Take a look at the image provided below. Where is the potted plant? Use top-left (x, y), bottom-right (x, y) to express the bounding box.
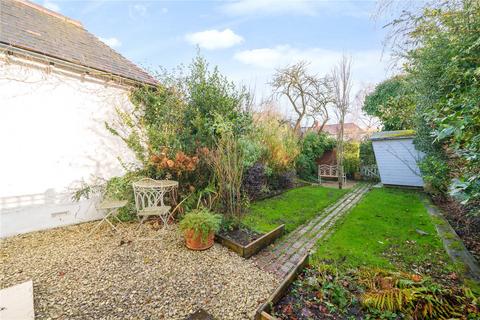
top-left (179, 208), bottom-right (222, 250)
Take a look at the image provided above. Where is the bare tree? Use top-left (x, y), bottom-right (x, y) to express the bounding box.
top-left (331, 55), bottom-right (353, 189)
top-left (351, 84), bottom-right (381, 132)
top-left (271, 61), bottom-right (332, 134)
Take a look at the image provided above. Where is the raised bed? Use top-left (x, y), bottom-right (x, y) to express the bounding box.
top-left (215, 224), bottom-right (285, 259)
top-left (255, 254), bottom-right (309, 320)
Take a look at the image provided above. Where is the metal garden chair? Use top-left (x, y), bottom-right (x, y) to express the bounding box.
top-left (88, 196), bottom-right (128, 237)
top-left (132, 178), bottom-right (178, 237)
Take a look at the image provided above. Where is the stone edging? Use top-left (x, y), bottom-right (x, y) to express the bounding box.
top-left (423, 199), bottom-right (480, 283)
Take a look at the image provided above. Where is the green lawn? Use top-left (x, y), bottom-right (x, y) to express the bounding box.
top-left (312, 188), bottom-right (455, 274)
top-left (242, 185), bottom-right (349, 234)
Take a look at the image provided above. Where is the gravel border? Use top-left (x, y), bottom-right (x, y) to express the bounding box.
top-left (0, 222), bottom-right (279, 319)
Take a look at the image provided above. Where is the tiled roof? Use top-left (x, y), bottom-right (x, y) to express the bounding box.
top-left (0, 0), bottom-right (157, 85)
top-left (322, 123), bottom-right (363, 134)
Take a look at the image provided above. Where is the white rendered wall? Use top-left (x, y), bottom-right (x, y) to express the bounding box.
top-left (0, 55), bottom-right (137, 237)
top-left (372, 138), bottom-right (425, 187)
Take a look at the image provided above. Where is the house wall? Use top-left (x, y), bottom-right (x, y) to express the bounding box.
top-left (0, 54), bottom-right (137, 237)
top-left (372, 138), bottom-right (424, 187)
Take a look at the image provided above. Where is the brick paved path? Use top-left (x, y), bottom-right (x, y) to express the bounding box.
top-left (252, 183), bottom-right (372, 278)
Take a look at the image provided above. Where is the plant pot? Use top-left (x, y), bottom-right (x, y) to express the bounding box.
top-left (184, 229), bottom-right (215, 251)
top-left (354, 172), bottom-right (362, 181)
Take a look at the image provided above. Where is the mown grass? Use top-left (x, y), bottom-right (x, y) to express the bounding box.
top-left (312, 188), bottom-right (456, 274)
top-left (242, 185), bottom-right (349, 234)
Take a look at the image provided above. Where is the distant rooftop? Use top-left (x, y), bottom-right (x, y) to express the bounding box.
top-left (0, 0), bottom-right (157, 85)
top-left (370, 130), bottom-right (416, 141)
top-left (322, 122), bottom-right (363, 134)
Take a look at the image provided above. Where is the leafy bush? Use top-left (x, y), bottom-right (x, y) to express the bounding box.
top-left (363, 75), bottom-right (416, 131)
top-left (389, 0), bottom-right (480, 211)
top-left (100, 54), bottom-right (253, 212)
top-left (182, 56), bottom-right (252, 150)
top-left (296, 132), bottom-right (335, 181)
top-left (270, 170), bottom-right (296, 191)
top-left (418, 154), bottom-right (451, 196)
top-left (343, 141), bottom-right (360, 178)
top-left (179, 208), bottom-right (222, 243)
top-left (360, 140), bottom-right (376, 166)
top-left (254, 110), bottom-right (300, 174)
top-left (239, 136), bottom-right (263, 169)
top-left (243, 162), bottom-right (267, 200)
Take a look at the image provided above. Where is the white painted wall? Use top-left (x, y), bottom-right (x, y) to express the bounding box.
top-left (372, 138), bottom-right (424, 187)
top-left (0, 54), bottom-right (137, 237)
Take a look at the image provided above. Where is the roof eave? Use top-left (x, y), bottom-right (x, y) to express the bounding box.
top-left (0, 42), bottom-right (158, 87)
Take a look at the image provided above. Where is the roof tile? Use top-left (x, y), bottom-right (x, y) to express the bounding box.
top-left (0, 0), bottom-right (157, 85)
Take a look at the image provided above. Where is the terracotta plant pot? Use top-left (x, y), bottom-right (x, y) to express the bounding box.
top-left (184, 229), bottom-right (215, 251)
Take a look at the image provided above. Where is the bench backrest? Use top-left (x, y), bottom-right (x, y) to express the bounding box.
top-left (318, 164), bottom-right (340, 177)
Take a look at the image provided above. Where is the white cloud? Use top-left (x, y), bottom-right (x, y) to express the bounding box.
top-left (130, 4), bottom-right (147, 18)
top-left (232, 45), bottom-right (392, 111)
top-left (43, 1), bottom-right (60, 12)
top-left (222, 0), bottom-right (314, 16)
top-left (234, 45), bottom-right (388, 79)
top-left (231, 46), bottom-right (392, 127)
top-left (185, 29), bottom-right (244, 50)
top-left (99, 37), bottom-right (122, 48)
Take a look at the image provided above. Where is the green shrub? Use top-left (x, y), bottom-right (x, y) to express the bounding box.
top-left (179, 208), bottom-right (222, 243)
top-left (254, 111), bottom-right (300, 174)
top-left (343, 141), bottom-right (360, 178)
top-left (360, 140), bottom-right (376, 166)
top-left (418, 154), bottom-right (451, 196)
top-left (238, 136), bottom-right (263, 169)
top-left (363, 75), bottom-right (416, 131)
top-left (296, 132), bottom-right (335, 181)
top-left (105, 54), bottom-right (252, 197)
top-left (389, 0), bottom-right (480, 210)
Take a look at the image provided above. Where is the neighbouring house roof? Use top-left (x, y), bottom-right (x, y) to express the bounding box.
top-left (321, 123), bottom-right (364, 135)
top-left (370, 130), bottom-right (416, 141)
top-left (0, 0), bottom-right (157, 85)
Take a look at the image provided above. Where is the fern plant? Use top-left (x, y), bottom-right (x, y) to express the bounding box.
top-left (358, 268), bottom-right (478, 319)
top-left (179, 208), bottom-right (222, 243)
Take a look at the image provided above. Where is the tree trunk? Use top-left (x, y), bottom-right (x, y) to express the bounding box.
top-left (337, 117), bottom-right (345, 189)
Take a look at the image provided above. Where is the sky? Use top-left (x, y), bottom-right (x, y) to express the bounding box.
top-left (33, 0), bottom-right (400, 121)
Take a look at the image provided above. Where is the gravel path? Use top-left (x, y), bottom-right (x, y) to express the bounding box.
top-left (0, 222), bottom-right (279, 319)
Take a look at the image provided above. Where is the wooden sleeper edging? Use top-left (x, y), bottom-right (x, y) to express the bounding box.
top-left (215, 224), bottom-right (285, 259)
top-left (254, 253), bottom-right (310, 320)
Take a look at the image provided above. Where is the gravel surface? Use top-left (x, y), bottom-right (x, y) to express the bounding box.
top-left (0, 222), bottom-right (279, 319)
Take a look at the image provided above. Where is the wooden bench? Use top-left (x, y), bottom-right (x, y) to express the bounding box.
top-left (318, 164), bottom-right (346, 185)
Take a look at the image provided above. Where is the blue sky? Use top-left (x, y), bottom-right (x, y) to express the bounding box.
top-left (35, 0), bottom-right (397, 115)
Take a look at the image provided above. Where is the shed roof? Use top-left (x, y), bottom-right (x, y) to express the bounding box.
top-left (0, 0), bottom-right (157, 85)
top-left (370, 130), bottom-right (416, 141)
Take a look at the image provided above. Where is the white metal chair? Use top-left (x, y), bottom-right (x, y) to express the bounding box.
top-left (132, 178), bottom-right (178, 235)
top-left (88, 199), bottom-right (128, 237)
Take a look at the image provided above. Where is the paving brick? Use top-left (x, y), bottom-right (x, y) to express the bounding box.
top-left (256, 184), bottom-right (371, 277)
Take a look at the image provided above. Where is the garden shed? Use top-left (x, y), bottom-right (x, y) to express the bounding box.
top-left (370, 130), bottom-right (424, 187)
